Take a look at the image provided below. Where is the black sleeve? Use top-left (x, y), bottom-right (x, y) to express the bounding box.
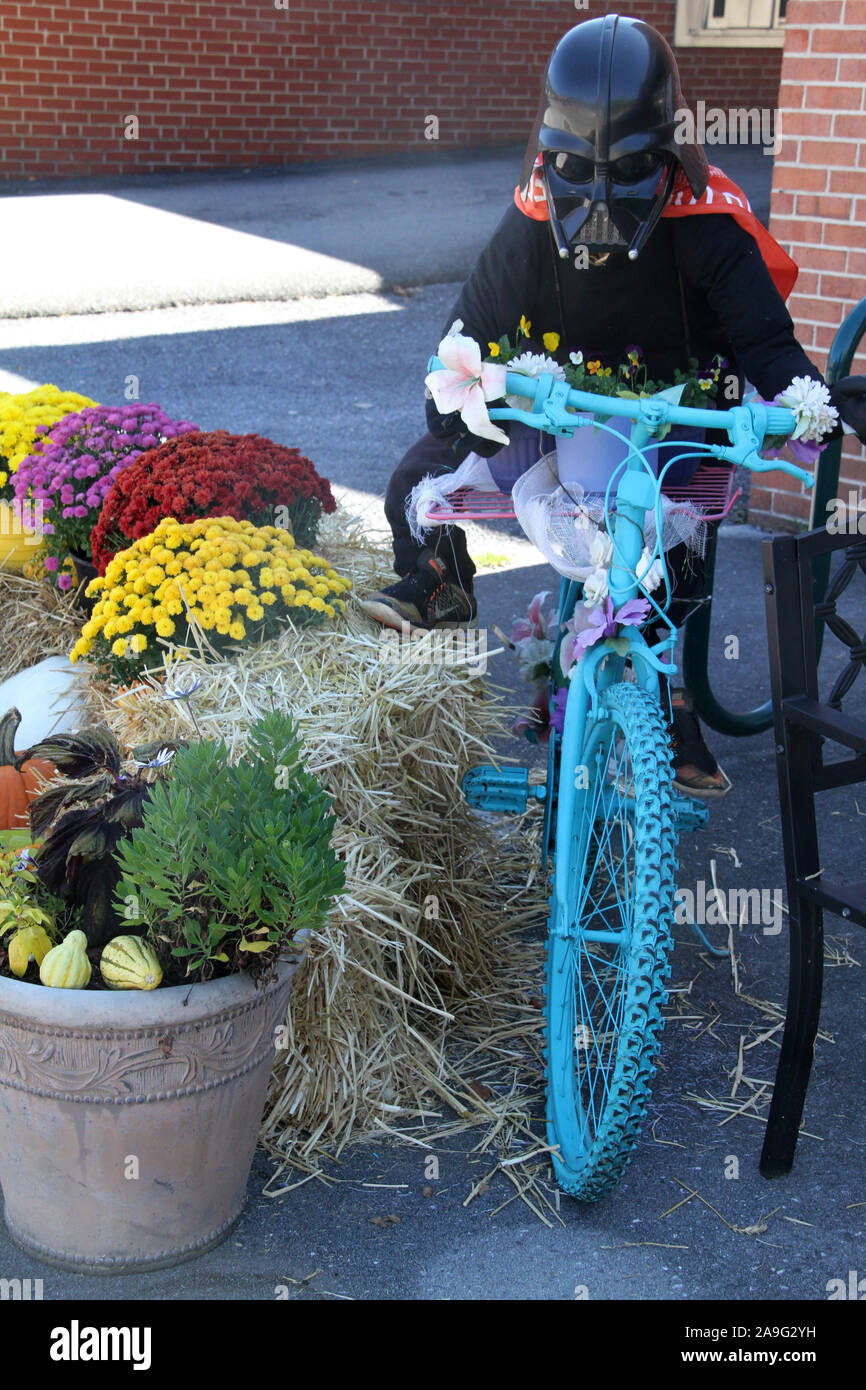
top-left (672, 215), bottom-right (823, 400)
top-left (427, 205), bottom-right (544, 460)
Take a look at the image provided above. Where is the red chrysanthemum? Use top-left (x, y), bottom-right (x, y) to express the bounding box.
top-left (90, 430), bottom-right (336, 573)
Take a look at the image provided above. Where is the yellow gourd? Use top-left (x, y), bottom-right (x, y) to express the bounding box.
top-left (100, 935), bottom-right (162, 991)
top-left (39, 930), bottom-right (91, 989)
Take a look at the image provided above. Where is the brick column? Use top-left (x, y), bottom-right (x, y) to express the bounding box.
top-left (753, 0), bottom-right (866, 530)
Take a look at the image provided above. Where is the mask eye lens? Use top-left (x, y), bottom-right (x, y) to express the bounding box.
top-left (552, 152), bottom-right (595, 183)
top-left (611, 152), bottom-right (665, 183)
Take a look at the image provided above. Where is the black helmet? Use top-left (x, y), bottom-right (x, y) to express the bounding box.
top-left (521, 14), bottom-right (709, 263)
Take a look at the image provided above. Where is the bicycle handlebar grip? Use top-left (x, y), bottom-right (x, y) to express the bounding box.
top-left (762, 405), bottom-right (797, 434)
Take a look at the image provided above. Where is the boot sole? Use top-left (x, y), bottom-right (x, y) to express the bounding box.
top-left (359, 597), bottom-right (477, 633)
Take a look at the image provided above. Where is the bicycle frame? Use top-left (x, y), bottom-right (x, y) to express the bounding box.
top-left (477, 367), bottom-right (806, 937)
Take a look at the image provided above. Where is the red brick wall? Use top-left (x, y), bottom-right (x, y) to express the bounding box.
top-left (0, 0), bottom-right (783, 181)
top-left (753, 0), bottom-right (866, 529)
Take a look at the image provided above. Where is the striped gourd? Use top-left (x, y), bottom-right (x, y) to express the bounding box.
top-left (100, 935), bottom-right (163, 991)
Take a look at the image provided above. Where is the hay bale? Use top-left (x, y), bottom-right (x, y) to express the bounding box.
top-left (83, 511), bottom-right (548, 1180)
top-left (0, 570), bottom-right (87, 685)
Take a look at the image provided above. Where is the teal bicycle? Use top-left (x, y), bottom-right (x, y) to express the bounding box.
top-left (424, 360), bottom-right (809, 1199)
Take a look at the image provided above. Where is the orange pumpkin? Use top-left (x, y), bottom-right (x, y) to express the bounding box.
top-left (0, 708), bottom-right (58, 830)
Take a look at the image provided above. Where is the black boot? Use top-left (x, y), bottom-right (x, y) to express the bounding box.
top-left (360, 550), bottom-right (477, 632)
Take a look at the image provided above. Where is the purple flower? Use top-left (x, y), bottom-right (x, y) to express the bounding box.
top-left (561, 596), bottom-right (651, 672)
top-left (44, 555), bottom-right (60, 571)
top-left (57, 572), bottom-right (73, 591)
top-left (550, 685), bottom-right (569, 734)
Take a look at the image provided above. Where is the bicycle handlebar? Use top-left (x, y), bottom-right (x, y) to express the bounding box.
top-left (427, 357), bottom-right (812, 486)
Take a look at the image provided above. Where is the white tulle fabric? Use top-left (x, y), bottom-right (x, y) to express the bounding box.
top-left (510, 455), bottom-right (707, 583)
top-left (407, 453), bottom-right (499, 543)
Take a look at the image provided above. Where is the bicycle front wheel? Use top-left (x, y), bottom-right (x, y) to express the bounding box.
top-left (545, 681), bottom-right (678, 1200)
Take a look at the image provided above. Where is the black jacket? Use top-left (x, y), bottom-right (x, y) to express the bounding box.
top-left (428, 199), bottom-right (821, 459)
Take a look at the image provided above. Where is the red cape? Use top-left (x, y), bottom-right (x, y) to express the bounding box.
top-left (514, 158), bottom-right (798, 301)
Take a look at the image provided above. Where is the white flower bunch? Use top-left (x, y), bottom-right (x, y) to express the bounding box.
top-left (776, 376), bottom-right (839, 443)
top-left (505, 352), bottom-right (566, 408)
top-left (580, 541), bottom-right (665, 609)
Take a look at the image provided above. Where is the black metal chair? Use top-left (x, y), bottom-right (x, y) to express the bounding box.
top-left (760, 521), bottom-right (866, 1176)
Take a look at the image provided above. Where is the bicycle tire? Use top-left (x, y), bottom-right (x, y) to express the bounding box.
top-left (544, 681), bottom-right (678, 1200)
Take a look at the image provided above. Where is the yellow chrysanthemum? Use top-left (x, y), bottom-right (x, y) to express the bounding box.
top-left (130, 633), bottom-right (147, 654)
top-left (246, 602), bottom-right (265, 621)
top-left (112, 638), bottom-right (129, 657)
top-left (260, 591), bottom-right (277, 605)
top-left (228, 621), bottom-right (246, 640)
top-left (307, 596), bottom-right (325, 612)
top-left (155, 617), bottom-right (175, 638)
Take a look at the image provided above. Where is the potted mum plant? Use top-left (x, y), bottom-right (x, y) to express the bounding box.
top-left (90, 429), bottom-right (336, 574)
top-left (11, 402), bottom-right (198, 601)
top-left (0, 711), bottom-right (344, 1272)
top-left (0, 384), bottom-right (96, 571)
top-left (69, 513), bottom-right (351, 681)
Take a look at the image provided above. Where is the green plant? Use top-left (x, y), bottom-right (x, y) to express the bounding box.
top-left (0, 855), bottom-right (57, 978)
top-left (27, 728), bottom-right (179, 948)
top-left (114, 711), bottom-right (345, 984)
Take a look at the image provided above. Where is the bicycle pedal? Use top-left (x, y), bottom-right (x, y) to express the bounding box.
top-left (671, 792), bottom-right (710, 833)
top-left (462, 765), bottom-right (546, 814)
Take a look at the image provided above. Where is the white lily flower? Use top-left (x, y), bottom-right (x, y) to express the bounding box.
top-left (425, 329), bottom-right (509, 446)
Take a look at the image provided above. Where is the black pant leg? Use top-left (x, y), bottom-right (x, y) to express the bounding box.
top-left (384, 432), bottom-right (477, 587)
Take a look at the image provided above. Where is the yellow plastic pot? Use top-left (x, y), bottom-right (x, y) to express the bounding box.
top-left (0, 530), bottom-right (33, 573)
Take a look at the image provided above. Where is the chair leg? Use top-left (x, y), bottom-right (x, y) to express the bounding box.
top-left (760, 899), bottom-right (824, 1177)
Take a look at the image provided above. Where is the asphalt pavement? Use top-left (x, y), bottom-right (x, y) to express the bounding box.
top-left (0, 146), bottom-right (864, 1306)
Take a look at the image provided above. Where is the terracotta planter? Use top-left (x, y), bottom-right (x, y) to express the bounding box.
top-left (0, 953), bottom-right (303, 1272)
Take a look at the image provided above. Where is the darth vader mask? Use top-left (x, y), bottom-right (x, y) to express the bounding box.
top-left (522, 15), bottom-right (709, 264)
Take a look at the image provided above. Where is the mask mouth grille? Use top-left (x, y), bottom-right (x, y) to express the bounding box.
top-left (582, 206), bottom-right (625, 246)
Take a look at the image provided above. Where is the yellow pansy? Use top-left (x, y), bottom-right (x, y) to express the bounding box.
top-left (543, 332), bottom-right (561, 352)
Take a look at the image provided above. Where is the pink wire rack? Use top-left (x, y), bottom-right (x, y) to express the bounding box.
top-left (423, 461), bottom-right (742, 525)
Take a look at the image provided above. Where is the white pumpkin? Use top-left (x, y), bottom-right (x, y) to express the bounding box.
top-left (0, 657), bottom-right (90, 746)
